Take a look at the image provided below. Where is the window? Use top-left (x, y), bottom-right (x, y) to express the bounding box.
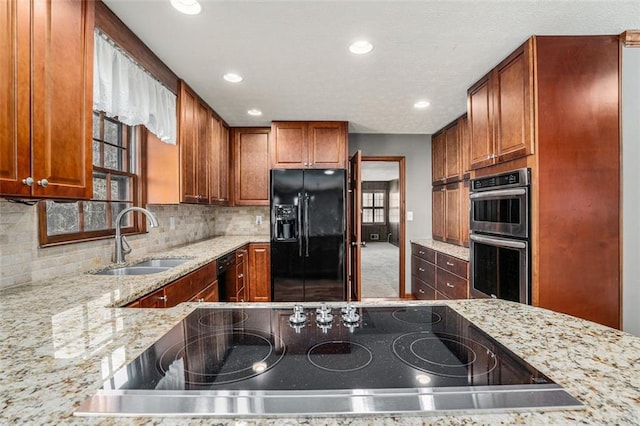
top-left (362, 190), bottom-right (386, 224)
top-left (38, 112), bottom-right (145, 246)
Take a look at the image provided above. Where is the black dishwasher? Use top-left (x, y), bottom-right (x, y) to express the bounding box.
top-left (216, 251), bottom-right (236, 301)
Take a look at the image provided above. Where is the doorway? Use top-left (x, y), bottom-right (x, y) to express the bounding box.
top-left (359, 157), bottom-right (406, 299)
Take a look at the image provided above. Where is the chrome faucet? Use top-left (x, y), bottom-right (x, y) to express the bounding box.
top-left (114, 207), bottom-right (159, 264)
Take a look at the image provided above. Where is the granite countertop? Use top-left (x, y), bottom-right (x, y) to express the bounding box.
top-left (412, 238), bottom-right (470, 261)
top-left (2, 236), bottom-right (640, 424)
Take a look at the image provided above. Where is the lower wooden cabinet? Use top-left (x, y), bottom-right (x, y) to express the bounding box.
top-left (248, 243), bottom-right (271, 302)
top-left (411, 243), bottom-right (469, 300)
top-left (432, 181), bottom-right (470, 247)
top-left (126, 260), bottom-right (218, 308)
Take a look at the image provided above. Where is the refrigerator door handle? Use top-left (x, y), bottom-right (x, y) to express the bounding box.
top-left (297, 193), bottom-right (303, 257)
top-left (304, 192), bottom-right (310, 257)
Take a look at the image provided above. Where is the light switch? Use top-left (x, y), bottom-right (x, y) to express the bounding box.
top-left (407, 211), bottom-right (413, 221)
top-left (256, 215), bottom-right (263, 225)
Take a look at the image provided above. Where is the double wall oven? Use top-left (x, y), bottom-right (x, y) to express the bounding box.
top-left (469, 168), bottom-right (531, 304)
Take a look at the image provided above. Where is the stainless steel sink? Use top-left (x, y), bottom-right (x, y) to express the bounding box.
top-left (134, 258), bottom-right (190, 268)
top-left (93, 266), bottom-right (171, 276)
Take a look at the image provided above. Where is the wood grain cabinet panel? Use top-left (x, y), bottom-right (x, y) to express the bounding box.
top-left (1, 0), bottom-right (94, 199)
top-left (411, 243), bottom-right (469, 301)
top-left (432, 186), bottom-right (445, 241)
top-left (413, 277), bottom-right (436, 300)
top-left (411, 244), bottom-right (436, 263)
top-left (248, 243), bottom-right (271, 302)
top-left (444, 124), bottom-right (460, 182)
top-left (231, 128), bottom-right (270, 206)
top-left (444, 182), bottom-right (461, 245)
top-left (468, 75), bottom-right (494, 170)
top-left (138, 288), bottom-right (167, 308)
top-left (431, 132), bottom-right (446, 184)
top-left (271, 121), bottom-right (347, 169)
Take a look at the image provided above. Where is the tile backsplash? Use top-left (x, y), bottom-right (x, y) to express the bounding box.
top-left (0, 200), bottom-right (269, 290)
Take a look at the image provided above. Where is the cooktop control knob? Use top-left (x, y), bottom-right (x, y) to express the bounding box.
top-left (316, 303), bottom-right (331, 315)
top-left (289, 305), bottom-right (307, 325)
top-left (315, 308), bottom-right (334, 324)
top-left (341, 303), bottom-right (356, 315)
top-left (317, 322), bottom-right (332, 333)
top-left (342, 304), bottom-right (360, 324)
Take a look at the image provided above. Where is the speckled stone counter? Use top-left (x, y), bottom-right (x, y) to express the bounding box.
top-left (412, 239), bottom-right (470, 261)
top-left (2, 236), bottom-right (639, 424)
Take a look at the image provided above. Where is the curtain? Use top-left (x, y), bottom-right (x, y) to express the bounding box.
top-left (93, 31), bottom-right (177, 144)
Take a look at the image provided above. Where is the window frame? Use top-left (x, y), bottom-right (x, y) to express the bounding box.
top-left (37, 114), bottom-right (147, 247)
top-left (362, 189), bottom-right (387, 225)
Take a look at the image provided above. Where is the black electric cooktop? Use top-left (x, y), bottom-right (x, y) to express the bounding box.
top-left (76, 305), bottom-right (583, 416)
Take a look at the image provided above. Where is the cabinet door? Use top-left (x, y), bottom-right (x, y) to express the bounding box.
top-left (460, 179), bottom-right (470, 247)
top-left (270, 122), bottom-right (307, 168)
top-left (413, 276), bottom-right (436, 300)
top-left (31, 0), bottom-right (94, 199)
top-left (468, 74), bottom-right (494, 170)
top-left (232, 128), bottom-right (270, 206)
top-left (192, 281), bottom-right (219, 303)
top-left (444, 124), bottom-right (460, 182)
top-left (219, 124), bottom-right (229, 202)
top-left (431, 132), bottom-right (446, 184)
top-left (308, 122), bottom-right (347, 169)
top-left (444, 182), bottom-right (461, 245)
top-left (0, 0), bottom-right (30, 196)
top-left (179, 82), bottom-right (201, 203)
top-left (432, 185), bottom-right (445, 241)
top-left (494, 40), bottom-right (534, 162)
top-left (209, 113), bottom-right (222, 202)
top-left (459, 115), bottom-right (471, 178)
top-left (248, 243), bottom-right (271, 302)
top-left (139, 288), bottom-right (167, 308)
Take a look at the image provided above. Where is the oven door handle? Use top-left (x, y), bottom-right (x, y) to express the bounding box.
top-left (470, 234), bottom-right (527, 249)
top-left (469, 188), bottom-right (526, 199)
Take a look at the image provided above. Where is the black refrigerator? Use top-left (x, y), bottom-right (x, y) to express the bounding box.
top-left (270, 169), bottom-right (346, 302)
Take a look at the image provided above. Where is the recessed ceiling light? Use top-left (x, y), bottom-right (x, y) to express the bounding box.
top-left (247, 109), bottom-right (262, 116)
top-left (349, 40), bottom-right (373, 55)
top-left (414, 100), bottom-right (431, 109)
top-left (170, 0), bottom-right (201, 15)
top-left (223, 73), bottom-right (243, 83)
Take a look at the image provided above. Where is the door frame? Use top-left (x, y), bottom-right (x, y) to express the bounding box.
top-left (360, 156), bottom-right (407, 298)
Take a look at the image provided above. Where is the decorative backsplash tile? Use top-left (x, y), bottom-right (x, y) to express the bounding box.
top-left (0, 200), bottom-right (269, 290)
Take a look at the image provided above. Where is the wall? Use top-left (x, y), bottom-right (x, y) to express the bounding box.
top-left (0, 200), bottom-right (268, 290)
top-left (622, 45), bottom-right (640, 336)
top-left (349, 133), bottom-right (432, 294)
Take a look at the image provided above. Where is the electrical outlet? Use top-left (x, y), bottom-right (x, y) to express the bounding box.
top-left (256, 215), bottom-right (263, 225)
top-left (407, 211), bottom-right (413, 221)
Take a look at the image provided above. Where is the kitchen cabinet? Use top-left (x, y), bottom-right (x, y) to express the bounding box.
top-left (431, 132), bottom-right (446, 184)
top-left (459, 115), bottom-right (471, 179)
top-left (468, 39), bottom-right (534, 170)
top-left (270, 121), bottom-right (348, 169)
top-left (444, 182), bottom-right (461, 245)
top-left (231, 128), bottom-right (270, 206)
top-left (432, 186), bottom-right (445, 241)
top-left (0, 0), bottom-right (94, 199)
top-left (460, 179), bottom-right (470, 247)
top-left (444, 124), bottom-right (460, 182)
top-left (411, 243), bottom-right (469, 300)
top-left (248, 243), bottom-right (271, 302)
top-left (126, 260), bottom-right (218, 308)
top-left (433, 181), bottom-right (466, 246)
top-left (177, 80), bottom-right (230, 205)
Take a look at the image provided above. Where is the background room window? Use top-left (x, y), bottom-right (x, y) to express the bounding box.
top-left (362, 190), bottom-right (385, 224)
top-left (38, 112), bottom-right (145, 246)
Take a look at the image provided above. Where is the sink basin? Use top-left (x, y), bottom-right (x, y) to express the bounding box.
top-left (133, 258), bottom-right (190, 267)
top-left (93, 266), bottom-right (171, 276)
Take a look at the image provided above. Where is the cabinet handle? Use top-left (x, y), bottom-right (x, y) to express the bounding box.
top-left (419, 250), bottom-right (425, 255)
top-left (446, 261), bottom-right (455, 266)
top-left (22, 177), bottom-right (34, 186)
top-left (418, 289), bottom-right (425, 294)
top-left (37, 179), bottom-right (49, 187)
top-left (418, 267), bottom-right (425, 272)
top-left (197, 298), bottom-right (205, 303)
top-left (238, 273), bottom-right (244, 278)
top-left (446, 282), bottom-right (454, 288)
top-left (159, 295), bottom-right (168, 301)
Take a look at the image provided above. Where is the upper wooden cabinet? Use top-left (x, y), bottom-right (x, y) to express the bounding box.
top-left (270, 121), bottom-right (348, 169)
top-left (444, 124), bottom-right (460, 182)
top-left (431, 132), bottom-right (446, 184)
top-left (177, 80), bottom-right (229, 205)
top-left (468, 39), bottom-right (534, 170)
top-left (431, 115), bottom-right (468, 184)
top-left (231, 128), bottom-right (270, 206)
top-left (0, 0), bottom-right (94, 199)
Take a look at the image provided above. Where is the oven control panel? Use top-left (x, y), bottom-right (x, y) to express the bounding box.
top-left (472, 168), bottom-right (530, 191)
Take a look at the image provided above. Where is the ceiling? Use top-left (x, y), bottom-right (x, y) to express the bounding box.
top-left (103, 0), bottom-right (639, 134)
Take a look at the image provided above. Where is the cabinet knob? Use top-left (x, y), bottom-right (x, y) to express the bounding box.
top-left (37, 178), bottom-right (49, 187)
top-left (22, 177), bottom-right (34, 186)
top-left (238, 273), bottom-right (244, 278)
top-left (159, 295), bottom-right (168, 301)
top-left (446, 261), bottom-right (455, 266)
top-left (197, 298), bottom-right (205, 303)
top-left (418, 289), bottom-right (425, 294)
top-left (418, 267), bottom-right (425, 272)
top-left (419, 250), bottom-right (425, 255)
top-left (446, 282), bottom-right (454, 288)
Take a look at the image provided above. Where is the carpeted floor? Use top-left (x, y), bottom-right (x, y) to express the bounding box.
top-left (361, 242), bottom-right (399, 298)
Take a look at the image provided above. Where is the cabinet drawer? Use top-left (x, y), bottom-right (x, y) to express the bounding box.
top-left (191, 281), bottom-right (219, 303)
top-left (411, 256), bottom-right (436, 286)
top-left (413, 276), bottom-right (436, 300)
top-left (411, 244), bottom-right (436, 263)
top-left (436, 269), bottom-right (468, 299)
top-left (436, 253), bottom-right (468, 278)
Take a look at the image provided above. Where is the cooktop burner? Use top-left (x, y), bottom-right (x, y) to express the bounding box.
top-left (77, 304), bottom-right (584, 417)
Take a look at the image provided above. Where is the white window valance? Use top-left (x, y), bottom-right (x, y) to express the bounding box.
top-left (93, 31), bottom-right (177, 144)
